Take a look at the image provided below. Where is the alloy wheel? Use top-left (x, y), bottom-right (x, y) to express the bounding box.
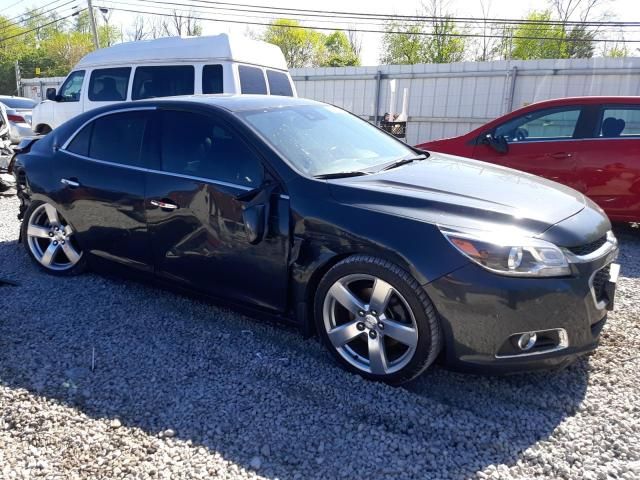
top-left (322, 274), bottom-right (419, 375)
top-left (26, 203), bottom-right (83, 271)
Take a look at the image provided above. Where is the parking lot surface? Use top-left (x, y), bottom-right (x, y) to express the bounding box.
top-left (1, 185), bottom-right (639, 480)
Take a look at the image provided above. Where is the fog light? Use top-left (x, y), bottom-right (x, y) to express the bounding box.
top-left (517, 332), bottom-right (537, 351)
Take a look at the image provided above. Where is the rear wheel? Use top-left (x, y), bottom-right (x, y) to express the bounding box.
top-left (22, 201), bottom-right (86, 275)
top-left (315, 255), bottom-right (441, 385)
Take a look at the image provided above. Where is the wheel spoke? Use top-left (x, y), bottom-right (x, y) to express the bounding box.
top-left (40, 242), bottom-right (59, 267)
top-left (63, 224), bottom-right (74, 236)
top-left (327, 320), bottom-right (362, 347)
top-left (383, 319), bottom-right (418, 348)
top-left (369, 278), bottom-right (394, 314)
top-left (44, 204), bottom-right (60, 226)
top-left (328, 282), bottom-right (366, 315)
top-left (27, 225), bottom-right (51, 239)
top-left (368, 334), bottom-right (388, 375)
top-left (62, 243), bottom-right (81, 264)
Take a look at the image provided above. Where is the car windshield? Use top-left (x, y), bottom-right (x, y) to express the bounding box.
top-left (0, 98), bottom-right (36, 109)
top-left (240, 104), bottom-right (415, 177)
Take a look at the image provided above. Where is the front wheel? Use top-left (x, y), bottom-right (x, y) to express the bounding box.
top-left (21, 201), bottom-right (86, 275)
top-left (315, 255), bottom-right (441, 385)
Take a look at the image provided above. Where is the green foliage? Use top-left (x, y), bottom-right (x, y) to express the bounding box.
top-left (380, 17), bottom-right (465, 64)
top-left (511, 11), bottom-right (568, 59)
top-left (380, 22), bottom-right (426, 65)
top-left (263, 19), bottom-right (324, 68)
top-left (263, 19), bottom-right (360, 68)
top-left (322, 31), bottom-right (359, 67)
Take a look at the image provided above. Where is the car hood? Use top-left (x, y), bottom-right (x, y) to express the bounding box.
top-left (327, 152), bottom-right (589, 238)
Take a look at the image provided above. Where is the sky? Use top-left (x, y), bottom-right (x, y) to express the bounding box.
top-left (2, 0), bottom-right (639, 65)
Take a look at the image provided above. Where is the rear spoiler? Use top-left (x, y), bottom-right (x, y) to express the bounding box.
top-left (4, 136), bottom-right (43, 174)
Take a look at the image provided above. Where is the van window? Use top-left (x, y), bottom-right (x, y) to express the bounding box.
top-left (159, 110), bottom-right (263, 187)
top-left (89, 67), bottom-right (131, 101)
top-left (132, 66), bottom-right (195, 100)
top-left (266, 70), bottom-right (293, 97)
top-left (58, 70), bottom-right (85, 102)
top-left (202, 64), bottom-right (223, 94)
top-left (238, 65), bottom-right (267, 95)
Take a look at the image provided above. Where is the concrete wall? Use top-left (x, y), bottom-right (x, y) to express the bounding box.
top-left (291, 57), bottom-right (640, 145)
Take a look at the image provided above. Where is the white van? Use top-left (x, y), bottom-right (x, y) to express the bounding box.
top-left (31, 34), bottom-right (296, 134)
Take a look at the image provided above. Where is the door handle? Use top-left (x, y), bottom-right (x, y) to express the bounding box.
top-left (60, 178), bottom-right (80, 188)
top-left (547, 152), bottom-right (573, 159)
top-left (150, 199), bottom-right (179, 210)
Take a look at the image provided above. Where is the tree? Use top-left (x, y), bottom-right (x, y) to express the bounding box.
top-left (421, 0), bottom-right (465, 63)
top-left (321, 31), bottom-right (359, 66)
top-left (511, 11), bottom-right (568, 60)
top-left (161, 10), bottom-right (202, 37)
top-left (379, 0), bottom-right (465, 65)
top-left (262, 19), bottom-right (325, 68)
top-left (380, 22), bottom-right (426, 65)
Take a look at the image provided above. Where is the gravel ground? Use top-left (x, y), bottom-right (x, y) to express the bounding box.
top-left (0, 176), bottom-right (639, 480)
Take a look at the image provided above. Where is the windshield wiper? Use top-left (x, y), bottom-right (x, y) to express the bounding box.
top-left (314, 171), bottom-right (369, 179)
top-left (379, 154), bottom-right (427, 172)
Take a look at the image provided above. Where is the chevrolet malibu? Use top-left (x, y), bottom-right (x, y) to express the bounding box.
top-left (12, 96), bottom-right (620, 384)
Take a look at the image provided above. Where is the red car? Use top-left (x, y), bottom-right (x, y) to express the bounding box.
top-left (416, 97), bottom-right (640, 223)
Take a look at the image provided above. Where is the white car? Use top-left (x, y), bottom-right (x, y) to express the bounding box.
top-left (31, 33), bottom-right (296, 134)
top-left (0, 96), bottom-right (36, 143)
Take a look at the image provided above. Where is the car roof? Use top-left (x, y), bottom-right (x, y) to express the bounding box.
top-left (512, 96), bottom-right (640, 112)
top-left (75, 34), bottom-right (289, 70)
top-left (134, 94), bottom-right (324, 112)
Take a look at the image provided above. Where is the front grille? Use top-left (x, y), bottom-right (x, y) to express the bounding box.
top-left (567, 235), bottom-right (607, 256)
top-left (592, 265), bottom-right (611, 303)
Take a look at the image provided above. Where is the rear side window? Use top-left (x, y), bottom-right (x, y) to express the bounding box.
top-left (599, 107), bottom-right (640, 137)
top-left (132, 66), bottom-right (194, 100)
top-left (67, 123), bottom-right (92, 156)
top-left (494, 108), bottom-right (582, 142)
top-left (202, 64), bottom-right (223, 94)
top-left (67, 111), bottom-right (148, 167)
top-left (89, 67), bottom-right (131, 101)
top-left (159, 110), bottom-right (263, 187)
top-left (266, 70), bottom-right (293, 97)
top-left (238, 66), bottom-right (267, 95)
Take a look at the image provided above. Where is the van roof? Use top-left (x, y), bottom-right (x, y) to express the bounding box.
top-left (75, 34), bottom-right (289, 70)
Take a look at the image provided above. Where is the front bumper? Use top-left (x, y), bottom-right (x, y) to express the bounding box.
top-left (425, 249), bottom-right (618, 374)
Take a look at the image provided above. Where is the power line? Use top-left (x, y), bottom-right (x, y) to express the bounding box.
top-left (0, 0), bottom-right (80, 34)
top-left (120, 0), bottom-right (640, 28)
top-left (97, 4), bottom-right (640, 44)
top-left (109, 0), bottom-right (640, 37)
top-left (0, 9), bottom-right (85, 44)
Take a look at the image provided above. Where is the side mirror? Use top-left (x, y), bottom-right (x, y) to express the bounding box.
top-left (237, 182), bottom-right (278, 245)
top-left (242, 204), bottom-right (266, 244)
top-left (483, 133), bottom-right (509, 154)
top-left (46, 88), bottom-right (57, 101)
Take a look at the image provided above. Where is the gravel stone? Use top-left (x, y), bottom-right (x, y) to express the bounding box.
top-left (0, 180), bottom-right (639, 479)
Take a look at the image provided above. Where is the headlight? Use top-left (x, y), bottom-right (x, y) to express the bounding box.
top-left (440, 227), bottom-right (571, 277)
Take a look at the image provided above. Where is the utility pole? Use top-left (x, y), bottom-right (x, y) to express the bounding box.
top-left (87, 0), bottom-right (100, 49)
top-left (14, 61), bottom-right (21, 96)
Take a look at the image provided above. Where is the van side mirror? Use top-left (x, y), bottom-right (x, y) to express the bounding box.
top-left (482, 133), bottom-right (509, 154)
top-left (46, 88), bottom-right (57, 101)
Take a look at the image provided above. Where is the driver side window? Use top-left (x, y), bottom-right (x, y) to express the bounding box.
top-left (58, 70), bottom-right (85, 102)
top-left (494, 107), bottom-right (582, 143)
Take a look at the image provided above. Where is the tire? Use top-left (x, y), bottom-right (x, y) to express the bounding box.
top-left (21, 200), bottom-right (87, 276)
top-left (314, 255), bottom-right (441, 385)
